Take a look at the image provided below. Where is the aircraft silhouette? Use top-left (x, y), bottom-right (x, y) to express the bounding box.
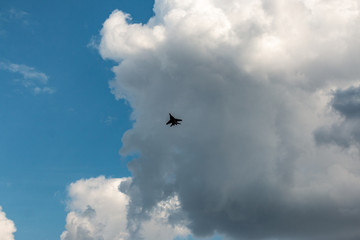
top-left (166, 113), bottom-right (182, 127)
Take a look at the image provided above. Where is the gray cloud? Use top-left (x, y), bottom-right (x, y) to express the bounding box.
top-left (315, 86), bottom-right (360, 148)
top-left (332, 86), bottom-right (360, 119)
top-left (98, 0), bottom-right (360, 239)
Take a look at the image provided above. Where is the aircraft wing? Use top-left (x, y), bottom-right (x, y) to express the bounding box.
top-left (166, 119), bottom-right (172, 125)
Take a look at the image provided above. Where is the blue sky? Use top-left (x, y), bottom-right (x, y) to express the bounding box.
top-left (0, 0), bottom-right (153, 239)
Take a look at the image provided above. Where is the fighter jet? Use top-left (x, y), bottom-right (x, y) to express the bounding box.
top-left (166, 113), bottom-right (182, 127)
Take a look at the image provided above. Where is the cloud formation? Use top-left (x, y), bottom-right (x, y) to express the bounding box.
top-left (0, 206), bottom-right (16, 240)
top-left (0, 61), bottom-right (55, 95)
top-left (61, 176), bottom-right (189, 240)
top-left (98, 0), bottom-right (360, 239)
top-left (315, 85), bottom-right (360, 148)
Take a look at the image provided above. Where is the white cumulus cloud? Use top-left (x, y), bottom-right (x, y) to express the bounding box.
top-left (0, 206), bottom-right (16, 240)
top-left (97, 0), bottom-right (360, 239)
top-left (60, 176), bottom-right (189, 240)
